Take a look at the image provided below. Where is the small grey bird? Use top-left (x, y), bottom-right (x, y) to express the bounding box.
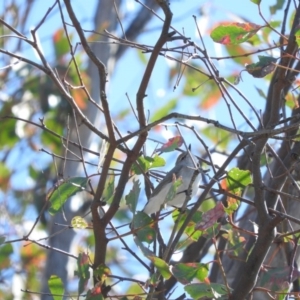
top-left (143, 151), bottom-right (200, 214)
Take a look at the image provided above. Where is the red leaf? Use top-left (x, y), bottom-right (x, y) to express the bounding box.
top-left (91, 286), bottom-right (101, 295)
top-left (79, 252), bottom-right (89, 266)
top-left (196, 202), bottom-right (225, 231)
top-left (157, 136), bottom-right (184, 152)
top-left (218, 35), bottom-right (231, 45)
top-left (53, 28), bottom-right (64, 43)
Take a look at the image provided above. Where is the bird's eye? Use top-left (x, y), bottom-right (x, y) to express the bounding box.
top-left (179, 153), bottom-right (187, 161)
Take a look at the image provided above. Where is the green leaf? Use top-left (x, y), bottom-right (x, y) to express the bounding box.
top-left (270, 0), bottom-right (285, 14)
top-left (202, 127), bottom-right (230, 150)
top-left (222, 227), bottom-right (246, 257)
top-left (226, 168), bottom-right (252, 194)
top-left (250, 0), bottom-right (261, 4)
top-left (48, 275), bottom-right (64, 300)
top-left (131, 156), bottom-right (151, 175)
top-left (180, 65), bottom-right (222, 109)
top-left (150, 155), bottom-right (166, 169)
top-left (0, 243), bottom-right (13, 256)
top-left (172, 210), bottom-right (203, 243)
top-left (0, 243), bottom-right (13, 268)
top-left (131, 155), bottom-right (166, 175)
top-left (172, 263), bottom-right (209, 284)
top-left (41, 112), bottom-right (64, 151)
top-left (203, 223), bottom-right (221, 239)
top-left (0, 118), bottom-right (18, 150)
top-left (149, 272), bottom-right (160, 287)
top-left (245, 56), bottom-right (277, 78)
top-left (53, 28), bottom-right (71, 59)
top-left (226, 197), bottom-right (240, 215)
top-left (199, 199), bottom-right (216, 213)
top-left (136, 48), bottom-right (148, 65)
top-left (149, 256), bottom-right (171, 279)
top-left (259, 266), bottom-right (300, 292)
top-left (211, 22), bottom-right (261, 45)
top-left (94, 264), bottom-right (111, 283)
top-left (134, 236), bottom-right (171, 278)
top-left (172, 209), bottom-right (188, 230)
top-left (125, 282), bottom-right (144, 299)
top-left (185, 283), bottom-right (230, 299)
top-left (150, 98), bottom-right (177, 122)
top-left (29, 165), bottom-right (40, 180)
top-left (75, 252), bottom-right (90, 294)
top-left (132, 212), bottom-right (156, 244)
top-left (118, 108), bottom-right (131, 119)
top-left (186, 210), bottom-right (203, 235)
top-left (103, 173), bottom-right (115, 204)
top-left (49, 177), bottom-right (88, 215)
top-left (125, 179), bottom-right (140, 214)
top-left (295, 29), bottom-right (300, 47)
top-left (71, 216), bottom-right (88, 229)
top-left (165, 177), bottom-right (183, 203)
top-left (0, 162), bottom-right (10, 192)
top-left (183, 68), bottom-right (202, 96)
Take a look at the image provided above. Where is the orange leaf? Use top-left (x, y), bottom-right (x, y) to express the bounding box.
top-left (200, 88), bottom-right (222, 110)
top-left (220, 178), bottom-right (228, 191)
top-left (53, 28), bottom-right (64, 43)
top-left (72, 89), bottom-right (87, 110)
